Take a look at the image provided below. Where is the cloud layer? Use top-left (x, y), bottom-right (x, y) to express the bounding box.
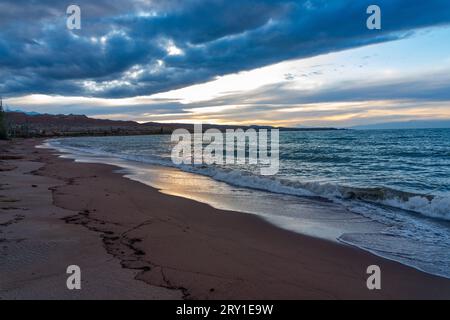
top-left (2, 0), bottom-right (450, 98)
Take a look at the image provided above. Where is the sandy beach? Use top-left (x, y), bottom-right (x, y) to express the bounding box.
top-left (1, 138), bottom-right (450, 300)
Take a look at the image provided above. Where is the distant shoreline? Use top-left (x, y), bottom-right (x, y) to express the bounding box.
top-left (4, 111), bottom-right (343, 139)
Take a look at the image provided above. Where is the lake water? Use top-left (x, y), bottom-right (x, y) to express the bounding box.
top-left (44, 128), bottom-right (450, 278)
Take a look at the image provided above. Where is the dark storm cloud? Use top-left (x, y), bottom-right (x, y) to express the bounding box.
top-left (1, 0), bottom-right (450, 98)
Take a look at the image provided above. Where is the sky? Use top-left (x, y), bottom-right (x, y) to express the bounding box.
top-left (2, 0), bottom-right (450, 127)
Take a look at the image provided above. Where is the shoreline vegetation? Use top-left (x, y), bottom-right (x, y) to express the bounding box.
top-left (3, 111), bottom-right (343, 138)
top-left (1, 139), bottom-right (450, 299)
top-left (0, 100), bottom-right (8, 140)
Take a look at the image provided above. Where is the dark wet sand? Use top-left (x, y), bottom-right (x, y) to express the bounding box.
top-left (1, 138), bottom-right (450, 299)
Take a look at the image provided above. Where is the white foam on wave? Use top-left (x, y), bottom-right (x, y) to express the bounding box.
top-left (178, 165), bottom-right (316, 197)
top-left (382, 195), bottom-right (450, 221)
top-left (182, 166), bottom-right (450, 222)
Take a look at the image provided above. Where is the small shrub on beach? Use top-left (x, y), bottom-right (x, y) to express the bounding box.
top-left (0, 106), bottom-right (7, 140)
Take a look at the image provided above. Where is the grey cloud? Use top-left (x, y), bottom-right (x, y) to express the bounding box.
top-left (1, 0), bottom-right (450, 98)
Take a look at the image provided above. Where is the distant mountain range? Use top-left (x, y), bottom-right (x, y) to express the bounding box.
top-left (6, 109), bottom-right (41, 116)
top-left (351, 119), bottom-right (450, 130)
top-left (4, 111), bottom-right (340, 138)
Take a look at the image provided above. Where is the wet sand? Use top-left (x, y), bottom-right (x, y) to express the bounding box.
top-left (1, 138), bottom-right (450, 299)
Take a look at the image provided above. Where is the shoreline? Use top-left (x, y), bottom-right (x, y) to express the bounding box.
top-left (1, 138), bottom-right (450, 299)
top-left (44, 137), bottom-right (450, 280)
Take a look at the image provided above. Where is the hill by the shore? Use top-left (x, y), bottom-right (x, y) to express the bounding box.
top-left (4, 111), bottom-right (340, 138)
